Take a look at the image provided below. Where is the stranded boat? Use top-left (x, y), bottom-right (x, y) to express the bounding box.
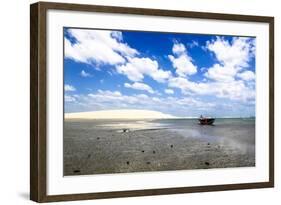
top-left (198, 115), bottom-right (215, 125)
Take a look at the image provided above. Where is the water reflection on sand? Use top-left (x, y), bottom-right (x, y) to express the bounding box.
top-left (174, 124), bottom-right (255, 155)
top-left (97, 120), bottom-right (167, 131)
top-left (96, 118), bottom-right (255, 155)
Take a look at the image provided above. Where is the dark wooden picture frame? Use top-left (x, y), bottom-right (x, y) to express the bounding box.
top-left (30, 1), bottom-right (274, 202)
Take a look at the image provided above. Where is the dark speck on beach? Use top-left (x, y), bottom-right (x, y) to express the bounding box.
top-left (73, 169), bottom-right (80, 173)
top-left (170, 145), bottom-right (173, 148)
top-left (97, 137), bottom-right (100, 140)
top-left (87, 154), bottom-right (91, 158)
top-left (123, 129), bottom-right (129, 133)
top-left (205, 162), bottom-right (210, 166)
top-left (207, 143), bottom-right (210, 145)
top-left (153, 150), bottom-right (156, 154)
top-left (146, 162), bottom-right (151, 165)
top-left (141, 150), bottom-right (144, 153)
top-left (126, 161), bottom-right (130, 165)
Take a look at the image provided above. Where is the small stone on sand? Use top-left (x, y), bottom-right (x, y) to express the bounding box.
top-left (123, 129), bottom-right (129, 133)
top-left (73, 169), bottom-right (80, 173)
top-left (205, 162), bottom-right (210, 166)
top-left (126, 161), bottom-right (130, 165)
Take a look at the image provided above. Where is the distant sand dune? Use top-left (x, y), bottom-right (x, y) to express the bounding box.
top-left (65, 109), bottom-right (176, 119)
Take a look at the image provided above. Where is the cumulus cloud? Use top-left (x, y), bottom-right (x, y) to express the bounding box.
top-left (88, 90), bottom-right (143, 105)
top-left (80, 70), bottom-right (92, 77)
top-left (64, 29), bottom-right (138, 65)
top-left (168, 42), bottom-right (197, 77)
top-left (168, 77), bottom-right (255, 102)
top-left (164, 36), bottom-right (255, 103)
top-left (64, 84), bottom-right (76, 92)
top-left (204, 37), bottom-right (255, 82)
top-left (66, 89), bottom-right (220, 116)
top-left (150, 69), bottom-right (172, 83)
top-left (204, 64), bottom-right (236, 82)
top-left (65, 95), bottom-right (76, 102)
top-left (116, 57), bottom-right (171, 82)
top-left (65, 29), bottom-right (172, 84)
top-left (124, 82), bottom-right (155, 94)
top-left (237, 70), bottom-right (255, 81)
top-left (172, 43), bottom-right (186, 55)
top-left (111, 31), bottom-right (123, 41)
top-left (64, 29), bottom-right (256, 114)
top-left (165, 89), bottom-right (174, 94)
top-left (207, 37), bottom-right (255, 67)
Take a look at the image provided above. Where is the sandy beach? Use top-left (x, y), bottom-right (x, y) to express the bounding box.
top-left (63, 118), bottom-right (255, 176)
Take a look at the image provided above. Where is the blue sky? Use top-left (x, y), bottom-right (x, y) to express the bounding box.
top-left (64, 28), bottom-right (256, 117)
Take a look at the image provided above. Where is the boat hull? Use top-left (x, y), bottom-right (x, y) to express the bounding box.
top-left (198, 118), bottom-right (215, 125)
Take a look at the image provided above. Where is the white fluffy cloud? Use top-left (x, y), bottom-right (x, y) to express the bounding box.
top-left (64, 84), bottom-right (76, 92)
top-left (65, 29), bottom-right (256, 110)
top-left (124, 82), bottom-right (155, 94)
top-left (65, 29), bottom-right (172, 84)
top-left (116, 57), bottom-right (171, 82)
top-left (88, 90), bottom-right (143, 105)
top-left (205, 37), bottom-right (255, 82)
top-left (204, 64), bottom-right (237, 82)
top-left (67, 89), bottom-right (220, 116)
top-left (150, 69), bottom-right (171, 83)
top-left (207, 37), bottom-right (254, 67)
top-left (164, 36), bottom-right (255, 103)
top-left (87, 90), bottom-right (212, 109)
top-left (237, 70), bottom-right (255, 81)
top-left (172, 43), bottom-right (186, 55)
top-left (168, 77), bottom-right (255, 102)
top-left (65, 29), bottom-right (138, 65)
top-left (65, 95), bottom-right (76, 102)
top-left (168, 42), bottom-right (197, 77)
top-left (111, 31), bottom-right (123, 41)
top-left (165, 89), bottom-right (174, 94)
top-left (80, 70), bottom-right (92, 77)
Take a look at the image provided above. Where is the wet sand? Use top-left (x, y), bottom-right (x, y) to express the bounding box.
top-left (64, 119), bottom-right (255, 176)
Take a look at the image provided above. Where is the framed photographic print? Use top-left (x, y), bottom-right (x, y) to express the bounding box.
top-left (30, 1), bottom-right (274, 202)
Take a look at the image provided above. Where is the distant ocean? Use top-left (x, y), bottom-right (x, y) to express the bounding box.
top-left (80, 118), bottom-right (256, 131)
